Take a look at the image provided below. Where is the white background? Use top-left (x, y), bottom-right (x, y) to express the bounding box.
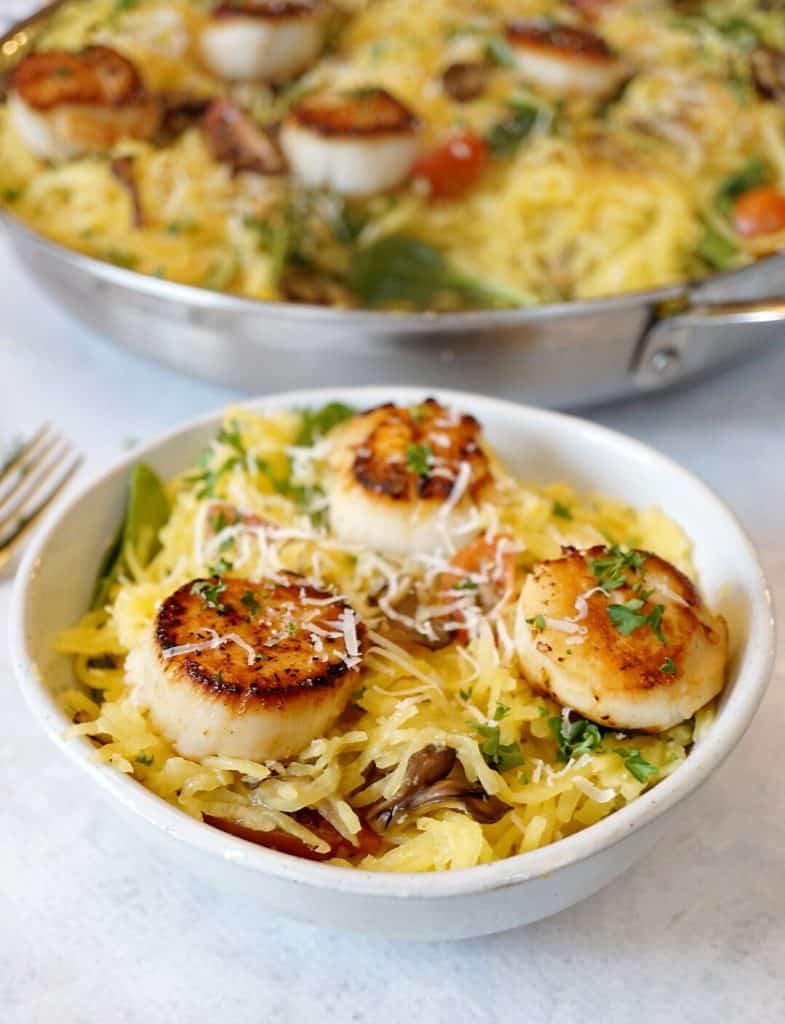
top-left (0, 2), bottom-right (783, 998)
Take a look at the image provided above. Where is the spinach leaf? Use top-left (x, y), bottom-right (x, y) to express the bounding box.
top-left (487, 103), bottom-right (538, 157)
top-left (92, 463), bottom-right (169, 609)
top-left (696, 222), bottom-right (741, 270)
top-left (295, 402), bottom-right (356, 446)
top-left (715, 158), bottom-right (768, 214)
top-left (349, 235), bottom-right (531, 309)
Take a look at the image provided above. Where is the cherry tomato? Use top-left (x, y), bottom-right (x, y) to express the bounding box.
top-left (732, 186), bottom-right (785, 237)
top-left (411, 131), bottom-right (489, 200)
top-left (205, 810), bottom-right (384, 862)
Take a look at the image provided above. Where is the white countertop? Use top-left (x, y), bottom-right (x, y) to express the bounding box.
top-left (1, 234), bottom-right (784, 1023)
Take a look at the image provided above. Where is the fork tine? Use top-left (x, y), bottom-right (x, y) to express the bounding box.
top-left (0, 424), bottom-right (51, 493)
top-left (0, 452), bottom-right (82, 568)
top-left (0, 434), bottom-right (73, 525)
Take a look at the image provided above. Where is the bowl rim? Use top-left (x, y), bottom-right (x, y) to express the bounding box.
top-left (10, 386), bottom-right (776, 899)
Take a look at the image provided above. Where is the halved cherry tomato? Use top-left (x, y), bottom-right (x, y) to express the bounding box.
top-left (732, 186), bottom-right (785, 237)
top-left (438, 533), bottom-right (517, 642)
top-left (569, 0), bottom-right (622, 19)
top-left (411, 130), bottom-right (489, 200)
top-left (204, 809), bottom-right (384, 862)
top-left (440, 532), bottom-right (516, 596)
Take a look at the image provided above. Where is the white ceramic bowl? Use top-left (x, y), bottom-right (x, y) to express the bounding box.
top-left (10, 388), bottom-right (775, 940)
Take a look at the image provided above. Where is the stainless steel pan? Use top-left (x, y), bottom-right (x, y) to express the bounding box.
top-left (3, 2), bottom-right (785, 407)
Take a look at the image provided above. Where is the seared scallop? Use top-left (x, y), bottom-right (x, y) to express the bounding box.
top-left (324, 398), bottom-right (494, 556)
top-left (126, 574), bottom-right (365, 761)
top-left (515, 546), bottom-right (728, 732)
top-left (280, 87), bottom-right (420, 195)
top-left (200, 0), bottom-right (323, 83)
top-left (504, 21), bottom-right (627, 98)
top-left (7, 46), bottom-right (159, 161)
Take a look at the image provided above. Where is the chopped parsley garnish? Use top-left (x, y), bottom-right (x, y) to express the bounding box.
top-left (660, 657), bottom-right (677, 675)
top-left (190, 578), bottom-right (227, 611)
top-left (135, 751), bottom-right (154, 766)
top-left (607, 600), bottom-right (667, 643)
top-left (474, 721), bottom-right (524, 772)
top-left (217, 420), bottom-right (247, 459)
top-left (241, 589), bottom-right (260, 617)
top-left (208, 557), bottom-right (233, 576)
top-left (548, 714), bottom-right (604, 762)
top-left (211, 510), bottom-right (228, 534)
top-left (493, 703), bottom-right (511, 721)
top-left (588, 545), bottom-right (646, 593)
top-left (1, 188), bottom-right (21, 203)
top-left (287, 621), bottom-right (298, 636)
top-left (352, 687), bottom-right (366, 706)
top-left (552, 500), bottom-right (573, 520)
top-left (406, 442), bottom-right (432, 476)
top-left (454, 577), bottom-right (479, 591)
top-left (526, 614), bottom-right (546, 632)
top-left (212, 671), bottom-right (223, 686)
top-left (459, 686), bottom-right (474, 702)
top-left (618, 749), bottom-right (658, 783)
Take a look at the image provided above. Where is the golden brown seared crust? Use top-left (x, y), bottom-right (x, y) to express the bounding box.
top-left (212, 0), bottom-right (317, 19)
top-left (154, 575), bottom-right (365, 711)
top-left (352, 398), bottom-right (492, 503)
top-left (10, 46), bottom-right (147, 110)
top-left (523, 546), bottom-right (727, 725)
top-left (289, 88), bottom-right (418, 137)
top-left (505, 21), bottom-right (616, 62)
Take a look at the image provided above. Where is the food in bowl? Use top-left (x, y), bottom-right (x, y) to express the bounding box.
top-left (55, 398), bottom-right (729, 871)
top-left (1, 0), bottom-right (785, 309)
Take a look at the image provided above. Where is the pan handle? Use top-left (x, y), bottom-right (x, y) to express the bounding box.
top-left (632, 295), bottom-right (785, 389)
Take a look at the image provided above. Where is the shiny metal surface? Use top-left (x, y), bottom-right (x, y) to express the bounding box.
top-left (3, 2), bottom-right (785, 406)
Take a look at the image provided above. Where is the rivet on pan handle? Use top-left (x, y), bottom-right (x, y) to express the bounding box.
top-left (632, 297), bottom-right (785, 390)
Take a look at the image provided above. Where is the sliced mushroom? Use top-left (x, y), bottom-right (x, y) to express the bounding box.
top-left (201, 97), bottom-right (286, 174)
top-left (442, 61), bottom-right (490, 102)
top-left (751, 47), bottom-right (785, 104)
top-left (366, 745), bottom-right (509, 831)
top-left (158, 90), bottom-right (213, 142)
top-left (110, 155), bottom-right (143, 228)
top-left (373, 586), bottom-right (454, 651)
top-left (280, 265), bottom-right (354, 306)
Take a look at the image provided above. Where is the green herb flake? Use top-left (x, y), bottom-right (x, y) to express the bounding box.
top-left (406, 442), bottom-right (432, 476)
top-left (1, 188), bottom-right (21, 203)
top-left (526, 614), bottom-right (546, 632)
top-left (287, 621), bottom-right (298, 636)
top-left (660, 657), bottom-right (677, 675)
top-left (352, 687), bottom-right (366, 706)
top-left (208, 557), bottom-right (233, 576)
top-left (459, 686), bottom-right (474, 702)
top-left (548, 714), bottom-right (604, 762)
top-left (190, 578), bottom-right (227, 611)
top-left (552, 500), bottom-right (573, 520)
top-left (493, 704), bottom-right (511, 721)
top-left (588, 545), bottom-right (646, 593)
top-left (135, 751), bottom-right (154, 766)
top-left (454, 577), bottom-right (479, 591)
top-left (241, 589), bottom-right (261, 617)
top-left (619, 749), bottom-right (658, 783)
top-left (474, 722), bottom-right (524, 772)
top-left (607, 600), bottom-right (667, 642)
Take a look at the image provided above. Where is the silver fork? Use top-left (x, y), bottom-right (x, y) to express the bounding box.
top-left (0, 425), bottom-right (82, 570)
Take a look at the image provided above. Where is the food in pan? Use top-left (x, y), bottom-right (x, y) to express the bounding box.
top-left (56, 399), bottom-right (728, 870)
top-left (1, 0), bottom-right (785, 309)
